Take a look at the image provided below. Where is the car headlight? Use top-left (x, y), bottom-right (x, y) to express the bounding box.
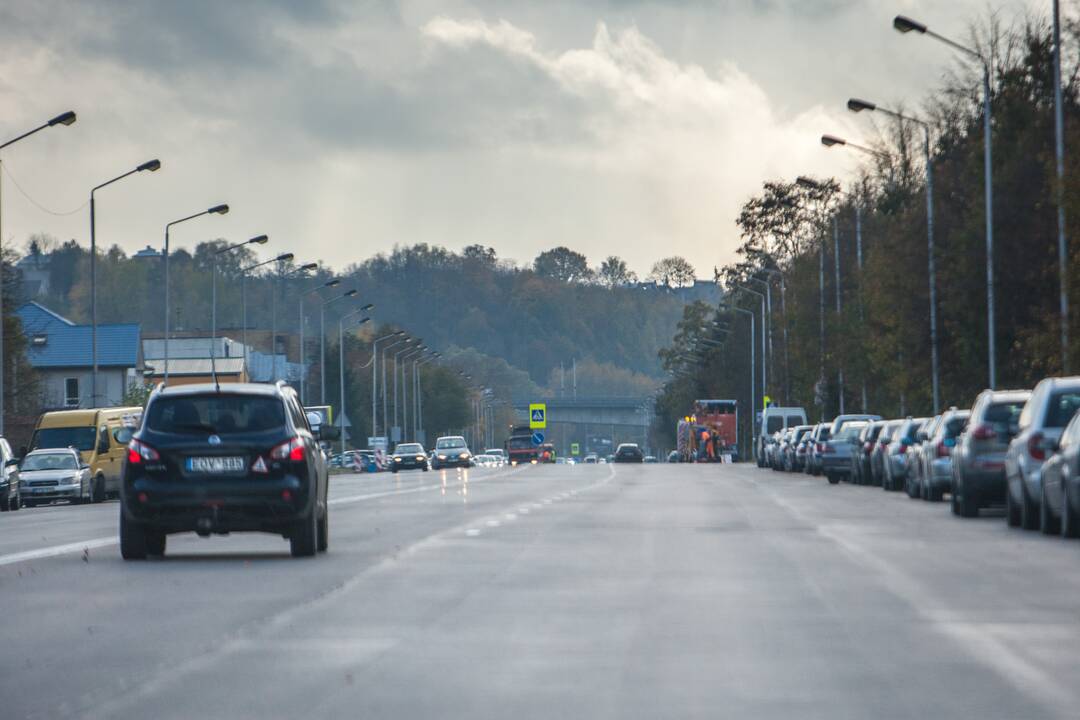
top-left (394, 457), bottom-right (402, 463)
top-left (416, 455), bottom-right (425, 461)
top-left (438, 454), bottom-right (447, 460)
top-left (459, 452), bottom-right (469, 459)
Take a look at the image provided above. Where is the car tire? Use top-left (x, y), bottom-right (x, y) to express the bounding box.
top-left (826, 474), bottom-right (839, 485)
top-left (1006, 482), bottom-right (1022, 527)
top-left (92, 475), bottom-right (106, 504)
top-left (1020, 481), bottom-right (1040, 531)
top-left (1040, 482), bottom-right (1061, 535)
top-left (120, 512), bottom-right (149, 560)
top-left (317, 508), bottom-right (329, 553)
top-left (146, 531), bottom-right (166, 557)
top-left (1062, 482), bottom-right (1080, 538)
top-left (290, 506), bottom-right (318, 558)
top-left (422, 465), bottom-right (429, 472)
top-left (956, 475), bottom-right (979, 518)
top-left (10, 491), bottom-right (20, 511)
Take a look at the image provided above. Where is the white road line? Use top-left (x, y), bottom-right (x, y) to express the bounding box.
top-left (485, 520), bottom-right (500, 528)
top-left (464, 529), bottom-right (481, 537)
top-left (0, 536), bottom-right (117, 567)
top-left (504, 513), bottom-right (517, 521)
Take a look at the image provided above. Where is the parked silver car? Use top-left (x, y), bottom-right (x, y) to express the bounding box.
top-left (883, 418), bottom-right (926, 492)
top-left (950, 389), bottom-right (1029, 517)
top-left (805, 423), bottom-right (831, 476)
top-left (871, 420), bottom-right (902, 487)
top-left (851, 421), bottom-right (886, 486)
top-left (1040, 410), bottom-right (1080, 536)
top-left (821, 414), bottom-right (881, 484)
top-left (1004, 376), bottom-right (1080, 530)
top-left (18, 448), bottom-right (91, 507)
top-left (784, 425), bottom-right (814, 472)
top-left (915, 408), bottom-right (969, 502)
top-left (905, 415), bottom-right (941, 498)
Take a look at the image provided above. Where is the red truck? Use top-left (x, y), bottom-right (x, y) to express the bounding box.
top-left (505, 425), bottom-right (540, 465)
top-left (676, 399), bottom-right (739, 462)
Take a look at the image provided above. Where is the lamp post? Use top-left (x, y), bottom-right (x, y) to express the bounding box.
top-left (415, 353), bottom-right (439, 444)
top-left (720, 303), bottom-right (755, 459)
top-left (270, 261), bottom-right (318, 382)
top-left (399, 346), bottom-right (425, 442)
top-left (797, 175), bottom-right (836, 417)
top-left (1053, 0), bottom-right (1069, 373)
top-left (895, 14), bottom-right (996, 388)
top-left (760, 269), bottom-right (789, 404)
top-left (747, 277), bottom-right (773, 399)
top-left (163, 204), bottom-right (228, 383)
top-left (211, 235), bottom-right (268, 376)
top-left (382, 337), bottom-right (413, 438)
top-left (240, 252), bottom-right (291, 378)
top-left (392, 342), bottom-right (421, 442)
top-left (0, 110), bottom-right (76, 431)
top-left (319, 289), bottom-right (357, 402)
top-left (848, 98), bottom-right (940, 410)
top-left (90, 159), bottom-right (161, 407)
top-left (372, 330), bottom-right (406, 440)
top-left (735, 284), bottom-right (766, 410)
top-left (299, 278), bottom-right (340, 404)
top-left (338, 312), bottom-right (371, 453)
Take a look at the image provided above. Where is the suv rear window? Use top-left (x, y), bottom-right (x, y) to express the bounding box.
top-left (1044, 391), bottom-right (1080, 428)
top-left (146, 395), bottom-right (286, 435)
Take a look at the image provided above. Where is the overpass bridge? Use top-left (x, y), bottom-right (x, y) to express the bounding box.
top-left (510, 396), bottom-right (653, 457)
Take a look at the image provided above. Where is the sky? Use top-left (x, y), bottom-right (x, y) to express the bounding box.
top-left (0, 0), bottom-right (1042, 279)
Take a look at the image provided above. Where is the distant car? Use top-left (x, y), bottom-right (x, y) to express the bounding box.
top-left (870, 420), bottom-right (902, 487)
top-left (614, 443), bottom-right (644, 463)
top-left (1005, 377), bottom-right (1080, 530)
top-left (432, 436), bottom-right (472, 470)
top-left (805, 423), bottom-right (832, 476)
top-left (0, 436), bottom-right (21, 511)
top-left (584, 454), bottom-right (598, 464)
top-left (120, 382), bottom-right (332, 559)
top-left (785, 425), bottom-right (814, 472)
top-left (821, 420), bottom-right (869, 484)
top-left (883, 418), bottom-right (927, 492)
top-left (643, 455), bottom-right (658, 463)
top-left (18, 448), bottom-right (89, 507)
top-left (906, 415), bottom-right (942, 497)
top-left (1040, 409), bottom-right (1080, 536)
top-left (916, 408), bottom-right (969, 501)
top-left (391, 442), bottom-right (429, 472)
top-left (951, 390), bottom-right (1028, 517)
top-left (484, 449), bottom-right (506, 466)
top-left (851, 421), bottom-right (886, 486)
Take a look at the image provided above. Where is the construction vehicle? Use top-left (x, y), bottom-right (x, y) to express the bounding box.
top-left (676, 399), bottom-right (739, 463)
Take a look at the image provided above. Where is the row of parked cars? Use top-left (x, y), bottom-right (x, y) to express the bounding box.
top-left (758, 376), bottom-right (1080, 538)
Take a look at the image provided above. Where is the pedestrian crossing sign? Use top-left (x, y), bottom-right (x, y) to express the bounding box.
top-left (529, 403), bottom-right (547, 429)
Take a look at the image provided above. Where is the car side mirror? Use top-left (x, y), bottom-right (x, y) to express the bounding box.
top-left (114, 428), bottom-right (133, 445)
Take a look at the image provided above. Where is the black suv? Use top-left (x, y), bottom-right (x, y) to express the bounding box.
top-left (120, 382), bottom-right (333, 559)
top-left (614, 443), bottom-right (644, 463)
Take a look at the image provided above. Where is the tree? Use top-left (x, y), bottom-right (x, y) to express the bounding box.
top-left (648, 257), bottom-right (696, 289)
top-left (596, 256), bottom-right (638, 287)
top-left (533, 247), bottom-right (593, 283)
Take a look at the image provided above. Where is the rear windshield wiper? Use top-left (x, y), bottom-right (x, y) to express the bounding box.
top-left (169, 422), bottom-right (219, 435)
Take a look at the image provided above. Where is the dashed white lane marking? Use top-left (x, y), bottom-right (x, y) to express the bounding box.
top-left (485, 520), bottom-right (500, 528)
top-left (518, 508), bottom-right (530, 514)
top-left (464, 529), bottom-right (481, 537)
top-left (0, 537), bottom-right (116, 567)
top-left (504, 514), bottom-right (517, 521)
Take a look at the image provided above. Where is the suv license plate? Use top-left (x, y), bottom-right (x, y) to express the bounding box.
top-left (187, 456), bottom-right (246, 473)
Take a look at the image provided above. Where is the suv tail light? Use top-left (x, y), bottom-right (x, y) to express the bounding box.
top-left (127, 439), bottom-right (159, 464)
top-left (972, 424), bottom-right (996, 441)
top-left (896, 442), bottom-right (908, 455)
top-left (1028, 432), bottom-right (1047, 462)
top-left (821, 443), bottom-right (834, 454)
top-left (270, 437), bottom-right (305, 462)
top-left (863, 441), bottom-right (873, 454)
top-left (936, 441), bottom-right (950, 458)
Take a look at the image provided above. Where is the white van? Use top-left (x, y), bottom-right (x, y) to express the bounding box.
top-left (756, 406), bottom-right (808, 467)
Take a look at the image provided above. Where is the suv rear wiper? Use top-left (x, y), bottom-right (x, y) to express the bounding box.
top-left (171, 422), bottom-right (219, 435)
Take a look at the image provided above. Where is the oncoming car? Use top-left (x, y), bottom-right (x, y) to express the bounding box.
top-left (120, 382), bottom-right (333, 560)
top-left (432, 436), bottom-right (472, 469)
top-left (391, 443), bottom-right (429, 472)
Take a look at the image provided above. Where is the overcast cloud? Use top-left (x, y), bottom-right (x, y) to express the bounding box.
top-left (0, 0), bottom-right (1039, 277)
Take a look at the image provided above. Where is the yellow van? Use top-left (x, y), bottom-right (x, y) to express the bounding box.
top-left (28, 407), bottom-right (143, 503)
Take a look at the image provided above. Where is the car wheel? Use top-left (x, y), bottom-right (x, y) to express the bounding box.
top-left (10, 491), bottom-right (20, 511)
top-left (1020, 481), bottom-right (1040, 531)
top-left (317, 508), bottom-right (329, 553)
top-left (290, 506), bottom-right (318, 558)
top-left (1062, 482), bottom-right (1080, 538)
top-left (145, 531), bottom-right (167, 557)
top-left (0, 494), bottom-right (7, 512)
top-left (950, 482), bottom-right (960, 516)
top-left (826, 474), bottom-right (839, 485)
top-left (956, 475), bottom-right (979, 518)
top-left (1040, 482), bottom-right (1061, 535)
top-left (422, 465), bottom-right (429, 472)
top-left (120, 512), bottom-right (149, 560)
top-left (92, 475), bottom-right (106, 504)
top-left (1006, 481), bottom-right (1022, 527)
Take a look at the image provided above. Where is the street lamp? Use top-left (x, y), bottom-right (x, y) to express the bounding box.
top-left (240, 251), bottom-right (291, 377)
top-left (393, 343), bottom-right (423, 440)
top-left (163, 203), bottom-right (229, 383)
top-left (320, 288), bottom-right (357, 402)
top-left (299, 278), bottom-right (340, 403)
top-left (797, 175), bottom-right (832, 414)
top-left (269, 261), bottom-right (318, 382)
top-left (894, 13), bottom-right (997, 388)
top-left (415, 352), bottom-right (439, 443)
top-left (759, 268), bottom-right (790, 404)
top-left (734, 284), bottom-right (766, 411)
top-left (0, 110), bottom-right (77, 431)
top-left (90, 159), bottom-right (161, 407)
top-left (372, 330), bottom-right (406, 440)
top-left (338, 311), bottom-right (371, 453)
top-left (211, 234), bottom-right (268, 374)
top-left (719, 302), bottom-right (755, 458)
top-left (848, 97), bottom-right (940, 411)
top-left (400, 346), bottom-right (426, 441)
top-left (381, 336), bottom-right (413, 439)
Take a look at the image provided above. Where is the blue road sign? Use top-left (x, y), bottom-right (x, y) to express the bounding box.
top-left (531, 431), bottom-right (545, 446)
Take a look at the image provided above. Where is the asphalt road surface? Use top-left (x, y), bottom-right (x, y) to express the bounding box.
top-left (3, 462), bottom-right (1079, 719)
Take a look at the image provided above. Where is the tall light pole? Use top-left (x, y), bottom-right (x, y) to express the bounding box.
top-left (90, 159), bottom-right (161, 407)
top-left (392, 342), bottom-right (421, 442)
top-left (338, 312), bottom-right (371, 453)
top-left (747, 277), bottom-right (773, 399)
top-left (162, 204), bottom-right (228, 383)
top-left (0, 110), bottom-right (76, 431)
top-left (720, 303), bottom-right (754, 459)
top-left (1053, 0), bottom-right (1069, 373)
top-left (848, 99), bottom-right (940, 411)
top-left (372, 330), bottom-right (406, 440)
top-left (400, 346), bottom-right (425, 442)
top-left (895, 14), bottom-right (996, 388)
top-left (299, 278), bottom-right (340, 404)
top-left (382, 337), bottom-right (413, 440)
top-left (734, 284), bottom-right (766, 409)
top-left (211, 235), bottom-right (268, 376)
top-left (797, 175), bottom-right (830, 417)
top-left (760, 269), bottom-right (789, 405)
top-left (415, 353), bottom-right (439, 444)
top-left (270, 261), bottom-right (318, 382)
top-left (240, 252), bottom-right (291, 378)
top-left (319, 288), bottom-right (357, 402)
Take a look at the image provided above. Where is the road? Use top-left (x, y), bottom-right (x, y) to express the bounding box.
top-left (2, 462), bottom-right (1079, 719)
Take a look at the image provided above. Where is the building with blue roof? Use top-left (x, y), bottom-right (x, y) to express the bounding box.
top-left (16, 302), bottom-right (142, 409)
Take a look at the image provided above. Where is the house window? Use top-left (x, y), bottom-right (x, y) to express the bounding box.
top-left (64, 378), bottom-right (80, 407)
